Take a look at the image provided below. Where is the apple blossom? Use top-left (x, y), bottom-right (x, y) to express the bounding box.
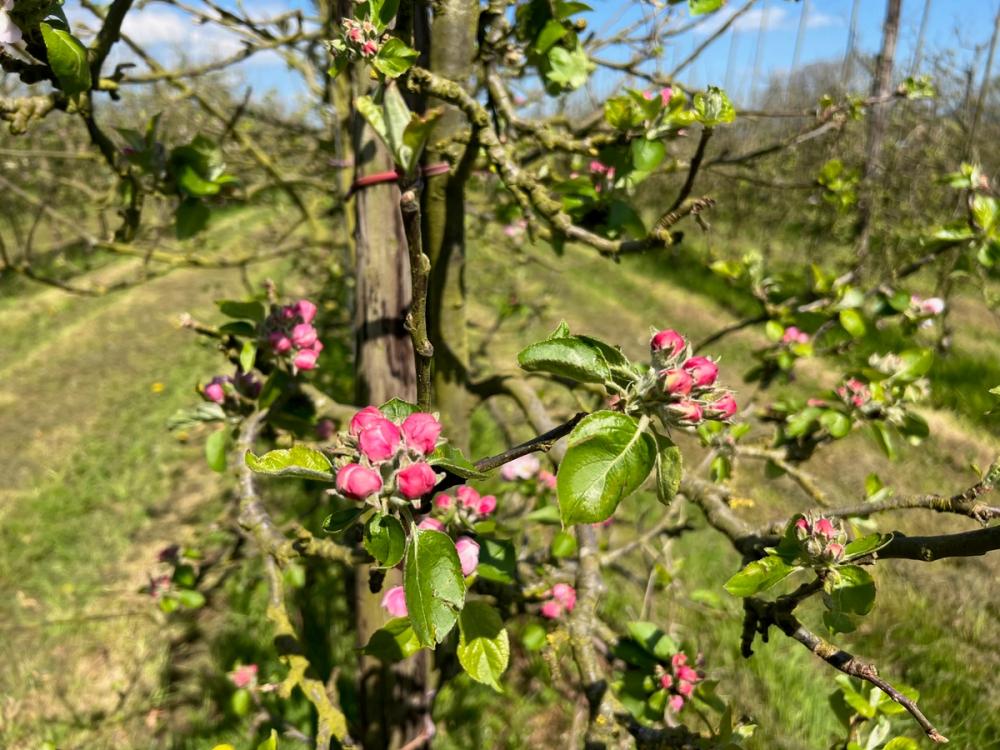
top-left (650, 329), bottom-right (685, 357)
top-left (397, 462), bottom-right (438, 499)
top-left (358, 418), bottom-right (401, 462)
top-left (381, 586), bottom-right (408, 617)
top-left (336, 463), bottom-right (382, 500)
top-left (455, 536), bottom-right (480, 576)
top-left (401, 412), bottom-right (442, 454)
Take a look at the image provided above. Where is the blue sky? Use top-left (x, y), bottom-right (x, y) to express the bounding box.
top-left (67, 0), bottom-right (1000, 106)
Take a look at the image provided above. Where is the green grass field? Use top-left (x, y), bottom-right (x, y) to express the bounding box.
top-left (1, 223), bottom-right (998, 749)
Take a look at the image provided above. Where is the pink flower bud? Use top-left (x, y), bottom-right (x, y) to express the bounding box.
top-left (676, 665), bottom-right (699, 683)
top-left (660, 674), bottom-right (673, 690)
top-left (707, 394), bottom-right (738, 420)
top-left (671, 653), bottom-right (688, 670)
top-left (681, 356), bottom-right (719, 387)
top-left (661, 368), bottom-right (693, 396)
top-left (589, 160), bottom-right (608, 175)
top-left (540, 600), bottom-right (563, 619)
top-left (538, 470), bottom-right (558, 490)
top-left (456, 485), bottom-right (481, 509)
top-left (291, 300), bottom-right (315, 324)
top-left (229, 664), bottom-right (258, 689)
top-left (381, 586), bottom-right (408, 617)
top-left (433, 493), bottom-right (452, 509)
top-left (358, 418), bottom-right (401, 462)
top-left (660, 87), bottom-right (673, 105)
top-left (806, 398), bottom-right (827, 407)
top-left (795, 518), bottom-right (810, 537)
top-left (825, 542), bottom-right (845, 561)
top-left (293, 348), bottom-right (319, 370)
top-left (455, 536), bottom-right (480, 576)
top-left (315, 418), bottom-right (335, 440)
top-left (643, 90), bottom-right (655, 101)
top-left (204, 382), bottom-right (226, 404)
top-left (361, 39), bottom-right (378, 57)
top-left (418, 517), bottom-right (445, 532)
top-left (782, 326), bottom-right (810, 344)
top-left (669, 694), bottom-right (685, 713)
top-left (336, 463), bottom-right (382, 500)
top-left (650, 329), bottom-right (686, 357)
top-left (350, 406), bottom-right (384, 437)
top-left (813, 517), bottom-right (837, 539)
top-left (500, 453), bottom-right (541, 481)
top-left (347, 26), bottom-right (363, 43)
top-left (291, 323), bottom-right (318, 349)
top-left (551, 583), bottom-right (577, 611)
top-left (476, 495), bottom-right (497, 516)
top-left (669, 400), bottom-right (703, 424)
top-left (398, 462), bottom-right (438, 499)
top-left (920, 297), bottom-right (945, 315)
top-left (401, 412), bottom-right (442, 455)
top-left (269, 331), bottom-right (293, 354)
top-left (676, 680), bottom-right (694, 697)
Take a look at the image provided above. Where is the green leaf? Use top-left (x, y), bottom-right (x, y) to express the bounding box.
top-left (820, 410), bottom-right (852, 439)
top-left (631, 138), bottom-right (666, 172)
top-left (176, 588), bottom-right (206, 609)
top-left (626, 621), bottom-right (678, 660)
top-left (839, 309), bottom-right (867, 338)
top-left (371, 0), bottom-right (401, 29)
top-left (723, 555), bottom-right (797, 597)
top-left (835, 675), bottom-right (877, 718)
top-left (400, 108), bottom-right (442, 177)
top-left (883, 739), bottom-right (919, 750)
top-left (429, 444), bottom-right (488, 479)
top-left (869, 421), bottom-right (897, 460)
top-left (40, 23), bottom-right (91, 95)
top-left (205, 428), bottom-right (228, 473)
top-left (216, 299), bottom-right (266, 322)
top-left (476, 537), bottom-right (517, 584)
top-left (373, 37), bottom-right (420, 79)
top-left (231, 687), bottom-right (252, 717)
top-left (550, 529), bottom-right (577, 558)
top-left (654, 433), bottom-right (683, 505)
top-left (824, 565), bottom-right (876, 615)
top-left (245, 446), bottom-right (335, 482)
top-left (823, 609), bottom-right (858, 635)
top-left (363, 617), bottom-right (423, 662)
top-left (842, 533), bottom-right (893, 560)
top-left (534, 19), bottom-right (568, 53)
top-left (693, 86), bottom-right (735, 125)
top-left (404, 528), bottom-right (466, 647)
top-left (557, 411), bottom-right (657, 525)
top-left (239, 340), bottom-right (257, 374)
top-left (524, 505), bottom-right (562, 524)
top-left (176, 199), bottom-right (210, 239)
top-left (364, 513), bottom-right (406, 568)
top-left (322, 506), bottom-right (367, 534)
top-left (689, 0), bottom-right (724, 15)
top-left (517, 332), bottom-right (613, 385)
top-left (257, 729), bottom-right (278, 750)
top-left (457, 601), bottom-right (510, 691)
top-left (379, 397), bottom-right (419, 422)
top-left (521, 622), bottom-right (548, 651)
top-left (894, 348), bottom-right (934, 382)
top-left (545, 44), bottom-right (593, 90)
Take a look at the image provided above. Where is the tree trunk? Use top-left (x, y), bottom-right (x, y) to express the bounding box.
top-left (421, 0), bottom-right (479, 452)
top-left (854, 0), bottom-right (902, 265)
top-left (348, 54), bottom-right (427, 750)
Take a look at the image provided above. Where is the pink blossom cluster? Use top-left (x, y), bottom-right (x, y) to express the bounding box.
top-left (341, 17), bottom-right (381, 58)
top-left (380, 536), bottom-right (481, 618)
top-left (589, 160), bottom-right (616, 192)
top-left (910, 295), bottom-right (945, 317)
top-left (794, 515), bottom-right (846, 562)
top-left (335, 407), bottom-right (444, 502)
top-left (229, 664), bottom-right (258, 689)
top-left (781, 326), bottom-right (810, 345)
top-left (836, 378), bottom-right (871, 409)
top-left (499, 453), bottom-right (557, 492)
top-left (431, 484), bottom-right (497, 519)
top-left (202, 369), bottom-right (261, 404)
top-left (642, 87), bottom-right (673, 106)
top-left (265, 299), bottom-right (323, 371)
top-left (503, 218), bottom-right (528, 239)
top-left (539, 582), bottom-right (577, 620)
top-left (650, 329), bottom-right (738, 426)
top-left (659, 652), bottom-right (702, 713)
